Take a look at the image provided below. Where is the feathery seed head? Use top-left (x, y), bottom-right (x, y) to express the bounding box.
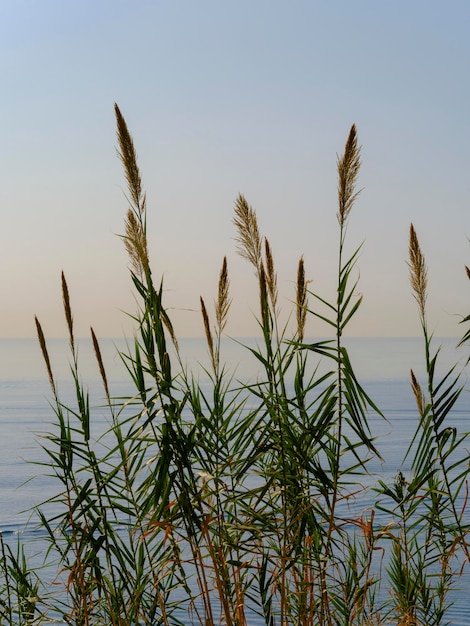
top-left (296, 255), bottom-right (308, 341)
top-left (61, 272), bottom-right (74, 352)
top-left (91, 327), bottom-right (110, 403)
top-left (264, 238), bottom-right (278, 308)
top-left (124, 208), bottom-right (150, 278)
top-left (408, 223), bottom-right (427, 320)
top-left (259, 263), bottom-right (269, 326)
top-left (337, 124), bottom-right (362, 226)
top-left (410, 369), bottom-right (425, 416)
top-left (160, 308), bottom-right (178, 351)
top-left (115, 104), bottom-right (150, 278)
top-left (200, 296), bottom-right (215, 365)
top-left (233, 194), bottom-right (262, 271)
top-left (216, 256), bottom-right (231, 333)
top-left (35, 316), bottom-right (56, 397)
top-left (114, 103), bottom-right (144, 213)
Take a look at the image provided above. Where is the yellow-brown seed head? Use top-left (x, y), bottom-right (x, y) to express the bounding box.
top-left (408, 223), bottom-right (427, 321)
top-left (337, 124), bottom-right (362, 226)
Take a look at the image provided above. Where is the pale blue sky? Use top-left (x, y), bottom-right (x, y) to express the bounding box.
top-left (1, 1), bottom-right (469, 338)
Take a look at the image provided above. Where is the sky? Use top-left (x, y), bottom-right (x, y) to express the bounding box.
top-left (1, 0), bottom-right (469, 339)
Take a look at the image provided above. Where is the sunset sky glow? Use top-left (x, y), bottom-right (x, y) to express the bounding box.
top-left (1, 1), bottom-right (470, 339)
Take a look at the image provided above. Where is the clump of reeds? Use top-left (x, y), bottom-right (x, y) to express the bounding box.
top-left (2, 107), bottom-right (470, 626)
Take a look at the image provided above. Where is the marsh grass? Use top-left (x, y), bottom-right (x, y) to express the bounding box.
top-left (0, 108), bottom-right (469, 625)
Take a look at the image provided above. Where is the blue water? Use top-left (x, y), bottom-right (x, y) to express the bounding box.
top-left (1, 336), bottom-right (470, 624)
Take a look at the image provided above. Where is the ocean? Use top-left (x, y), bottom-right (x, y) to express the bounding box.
top-left (1, 336), bottom-right (470, 624)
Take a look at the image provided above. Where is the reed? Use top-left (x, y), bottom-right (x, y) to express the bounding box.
top-left (375, 225), bottom-right (470, 624)
top-left (1, 108), bottom-right (469, 625)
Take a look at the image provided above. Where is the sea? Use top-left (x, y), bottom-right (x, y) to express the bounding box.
top-left (1, 336), bottom-right (470, 624)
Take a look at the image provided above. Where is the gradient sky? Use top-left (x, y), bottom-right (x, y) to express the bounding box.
top-left (1, 1), bottom-right (469, 339)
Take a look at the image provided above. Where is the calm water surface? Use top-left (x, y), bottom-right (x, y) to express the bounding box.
top-left (1, 337), bottom-right (470, 624)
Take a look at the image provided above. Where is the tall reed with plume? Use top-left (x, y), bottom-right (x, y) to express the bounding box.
top-left (375, 225), bottom-right (470, 624)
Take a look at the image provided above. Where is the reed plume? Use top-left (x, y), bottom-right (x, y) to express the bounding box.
top-left (233, 194), bottom-right (262, 271)
top-left (264, 238), bottom-right (278, 309)
top-left (410, 369), bottom-right (425, 416)
top-left (91, 327), bottom-right (110, 404)
top-left (114, 103), bottom-right (145, 213)
top-left (35, 316), bottom-right (56, 398)
top-left (408, 223), bottom-right (427, 320)
top-left (115, 103), bottom-right (149, 278)
top-left (258, 263), bottom-right (269, 328)
top-left (61, 272), bottom-right (74, 352)
top-left (337, 124), bottom-right (362, 226)
top-left (296, 255), bottom-right (308, 341)
top-left (200, 296), bottom-right (215, 366)
top-left (124, 207), bottom-right (150, 278)
top-left (216, 256), bottom-right (231, 334)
